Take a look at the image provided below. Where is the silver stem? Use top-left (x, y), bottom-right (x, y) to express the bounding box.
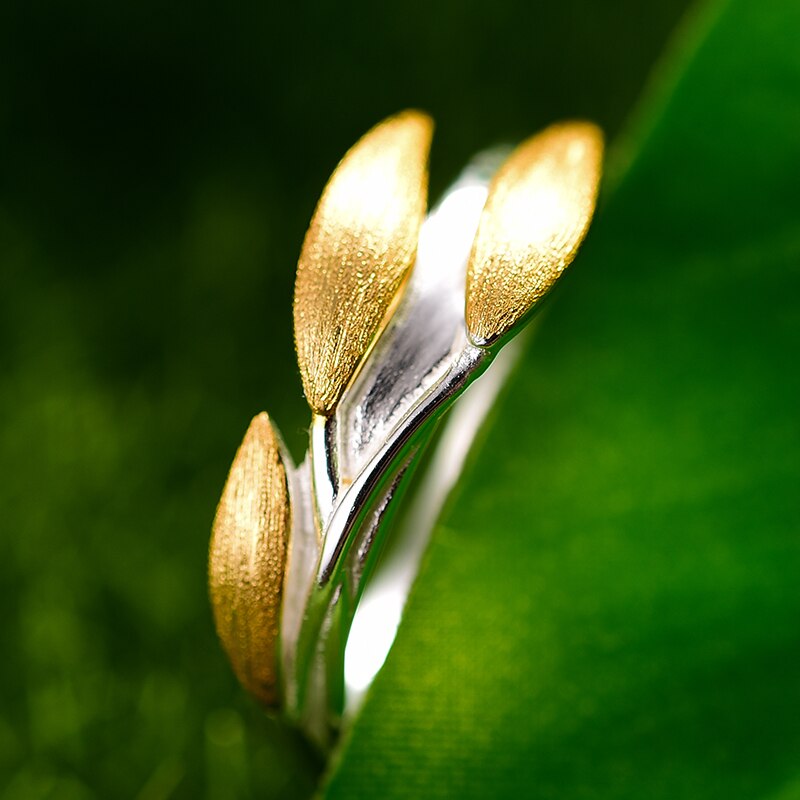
top-left (281, 152), bottom-right (512, 746)
top-left (291, 342), bottom-right (490, 739)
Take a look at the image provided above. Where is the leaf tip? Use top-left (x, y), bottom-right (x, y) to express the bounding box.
top-left (466, 120), bottom-right (604, 346)
top-left (294, 110), bottom-right (433, 414)
top-left (209, 411), bottom-right (290, 707)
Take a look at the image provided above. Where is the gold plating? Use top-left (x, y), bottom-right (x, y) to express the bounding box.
top-left (208, 412), bottom-right (290, 707)
top-left (465, 122), bottom-right (604, 346)
top-left (293, 110), bottom-right (433, 415)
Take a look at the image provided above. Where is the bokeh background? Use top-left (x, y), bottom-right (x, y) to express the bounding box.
top-left (6, 0), bottom-right (799, 798)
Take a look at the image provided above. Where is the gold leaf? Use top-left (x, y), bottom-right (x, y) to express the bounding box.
top-left (294, 110), bottom-right (433, 415)
top-left (208, 412), bottom-right (290, 707)
top-left (465, 122), bottom-right (604, 346)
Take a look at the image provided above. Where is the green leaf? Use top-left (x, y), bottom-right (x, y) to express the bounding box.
top-left (0, 1), bottom-right (691, 796)
top-left (324, 0), bottom-right (800, 796)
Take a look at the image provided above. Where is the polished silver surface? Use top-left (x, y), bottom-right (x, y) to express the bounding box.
top-left (344, 328), bottom-right (527, 715)
top-left (277, 153), bottom-right (523, 749)
top-left (278, 456), bottom-right (317, 716)
top-left (335, 169), bottom-right (493, 481)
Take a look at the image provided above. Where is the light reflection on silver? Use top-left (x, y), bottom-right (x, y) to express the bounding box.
top-left (278, 151), bottom-right (523, 750)
top-left (336, 176), bottom-right (490, 480)
top-left (344, 330), bottom-right (526, 713)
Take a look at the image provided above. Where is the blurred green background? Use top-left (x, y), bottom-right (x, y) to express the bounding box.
top-left (5, 0), bottom-right (800, 797)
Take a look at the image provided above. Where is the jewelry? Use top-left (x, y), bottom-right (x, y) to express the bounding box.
top-left (208, 110), bottom-right (603, 750)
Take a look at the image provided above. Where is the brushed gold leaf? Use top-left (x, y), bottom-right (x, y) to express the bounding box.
top-left (294, 110), bottom-right (433, 415)
top-left (208, 412), bottom-right (290, 707)
top-left (465, 122), bottom-right (604, 346)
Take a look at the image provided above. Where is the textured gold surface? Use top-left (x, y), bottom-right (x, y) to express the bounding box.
top-left (208, 412), bottom-right (290, 707)
top-left (465, 122), bottom-right (603, 346)
top-left (294, 110), bottom-right (433, 415)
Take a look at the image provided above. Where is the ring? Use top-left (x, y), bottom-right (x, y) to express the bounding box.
top-left (208, 110), bottom-right (603, 751)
